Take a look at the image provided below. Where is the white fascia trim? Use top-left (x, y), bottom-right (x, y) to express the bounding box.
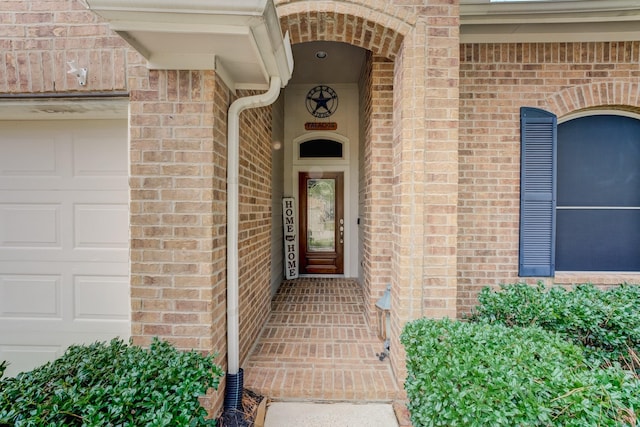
top-left (85, 0), bottom-right (292, 88)
top-left (461, 23), bottom-right (640, 43)
top-left (109, 20), bottom-right (253, 35)
top-left (84, 0), bottom-right (268, 16)
top-left (461, 0), bottom-right (640, 25)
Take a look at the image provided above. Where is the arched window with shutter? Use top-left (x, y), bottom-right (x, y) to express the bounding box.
top-left (519, 107), bottom-right (640, 276)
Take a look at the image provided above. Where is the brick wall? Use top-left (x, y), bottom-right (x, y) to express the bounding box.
top-left (358, 51), bottom-right (372, 312)
top-left (128, 69), bottom-right (224, 351)
top-left (17, 0), bottom-right (640, 415)
top-left (278, 1), bottom-right (461, 394)
top-left (271, 95), bottom-right (286, 296)
top-left (0, 0), bottom-right (128, 93)
top-left (236, 92), bottom-right (274, 366)
top-left (128, 68), bottom-right (229, 413)
top-left (388, 0), bottom-right (460, 390)
top-left (359, 51), bottom-right (395, 334)
top-left (458, 41), bottom-right (640, 316)
top-left (128, 75), bottom-right (274, 415)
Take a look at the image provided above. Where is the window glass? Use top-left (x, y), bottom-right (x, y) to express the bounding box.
top-left (300, 139), bottom-right (342, 158)
top-left (557, 115), bottom-right (640, 207)
top-left (556, 114), bottom-right (640, 271)
top-left (306, 178), bottom-right (336, 252)
top-left (556, 210), bottom-right (640, 271)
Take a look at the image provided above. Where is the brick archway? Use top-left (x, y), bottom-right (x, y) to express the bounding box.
top-left (276, 1), bottom-right (412, 60)
top-left (544, 81), bottom-right (640, 117)
top-left (275, 0), bottom-right (413, 350)
top-left (275, 0), bottom-right (461, 393)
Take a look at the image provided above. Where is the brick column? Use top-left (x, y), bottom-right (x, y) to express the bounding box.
top-left (360, 53), bottom-right (395, 333)
top-left (390, 0), bottom-right (459, 385)
top-left (128, 68), bottom-right (230, 413)
top-left (128, 68), bottom-right (228, 357)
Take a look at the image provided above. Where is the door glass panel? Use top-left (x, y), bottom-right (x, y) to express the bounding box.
top-left (306, 178), bottom-right (335, 252)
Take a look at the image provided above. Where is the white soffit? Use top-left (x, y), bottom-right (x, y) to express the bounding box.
top-left (84, 0), bottom-right (293, 91)
top-left (461, 0), bottom-right (640, 42)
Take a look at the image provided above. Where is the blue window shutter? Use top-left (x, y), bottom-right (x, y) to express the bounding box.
top-left (519, 107), bottom-right (557, 276)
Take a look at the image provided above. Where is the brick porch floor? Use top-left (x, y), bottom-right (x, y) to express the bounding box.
top-left (243, 278), bottom-right (401, 401)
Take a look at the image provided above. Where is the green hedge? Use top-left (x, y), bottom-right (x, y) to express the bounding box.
top-left (0, 338), bottom-right (223, 426)
top-left (469, 283), bottom-right (640, 366)
top-left (401, 318), bottom-right (640, 427)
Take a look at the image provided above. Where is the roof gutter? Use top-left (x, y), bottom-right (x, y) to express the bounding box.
top-left (461, 0), bottom-right (640, 24)
top-left (460, 0), bottom-right (640, 42)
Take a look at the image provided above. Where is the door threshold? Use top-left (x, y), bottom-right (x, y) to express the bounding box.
top-left (298, 274), bottom-right (346, 278)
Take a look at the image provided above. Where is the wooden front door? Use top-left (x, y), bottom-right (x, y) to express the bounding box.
top-left (299, 171), bottom-right (344, 275)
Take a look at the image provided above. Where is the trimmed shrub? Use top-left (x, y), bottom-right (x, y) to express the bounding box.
top-left (469, 283), bottom-right (640, 366)
top-left (0, 338), bottom-right (223, 426)
top-left (401, 318), bottom-right (640, 427)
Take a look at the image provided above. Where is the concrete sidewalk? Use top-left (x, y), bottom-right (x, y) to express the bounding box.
top-left (264, 402), bottom-right (400, 427)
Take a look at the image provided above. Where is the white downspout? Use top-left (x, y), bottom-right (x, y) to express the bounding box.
top-left (227, 76), bottom-right (282, 376)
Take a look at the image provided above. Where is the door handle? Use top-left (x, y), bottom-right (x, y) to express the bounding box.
top-left (339, 218), bottom-right (344, 244)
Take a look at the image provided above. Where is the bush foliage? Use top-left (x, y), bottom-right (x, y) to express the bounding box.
top-left (0, 338), bottom-right (223, 426)
top-left (402, 318), bottom-right (640, 427)
top-left (470, 283), bottom-right (640, 366)
top-left (402, 283), bottom-right (640, 426)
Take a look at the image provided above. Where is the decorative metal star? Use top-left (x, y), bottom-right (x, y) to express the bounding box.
top-left (306, 85), bottom-right (338, 118)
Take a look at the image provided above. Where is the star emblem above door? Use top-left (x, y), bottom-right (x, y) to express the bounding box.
top-left (305, 85), bottom-right (338, 118)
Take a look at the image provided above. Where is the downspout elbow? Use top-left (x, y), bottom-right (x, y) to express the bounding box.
top-left (227, 76), bottom-right (282, 377)
top-left (224, 76), bottom-right (281, 412)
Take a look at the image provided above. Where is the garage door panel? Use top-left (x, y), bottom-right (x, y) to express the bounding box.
top-left (1, 265), bottom-right (128, 319)
top-left (75, 203), bottom-right (128, 249)
top-left (0, 324), bottom-right (130, 375)
top-left (0, 134), bottom-right (60, 177)
top-left (1, 189), bottom-right (126, 204)
top-left (0, 177), bottom-right (128, 191)
top-left (1, 327), bottom-right (132, 378)
top-left (73, 130), bottom-right (128, 177)
top-left (0, 120), bottom-right (127, 192)
top-left (0, 317), bottom-right (130, 334)
top-left (0, 261), bottom-right (128, 279)
top-left (0, 345), bottom-right (63, 378)
top-left (0, 247), bottom-right (127, 262)
top-left (0, 203), bottom-right (61, 248)
top-left (1, 190), bottom-right (127, 205)
top-left (0, 274), bottom-right (61, 319)
top-left (74, 275), bottom-right (130, 321)
top-left (1, 192), bottom-right (127, 257)
top-left (0, 119), bottom-right (129, 376)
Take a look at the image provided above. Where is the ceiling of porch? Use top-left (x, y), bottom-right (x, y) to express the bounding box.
top-left (288, 41), bottom-right (366, 85)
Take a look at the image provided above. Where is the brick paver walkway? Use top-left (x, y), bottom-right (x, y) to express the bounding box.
top-left (243, 278), bottom-right (400, 401)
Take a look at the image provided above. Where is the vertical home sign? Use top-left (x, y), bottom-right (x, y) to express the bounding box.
top-left (282, 197), bottom-right (299, 279)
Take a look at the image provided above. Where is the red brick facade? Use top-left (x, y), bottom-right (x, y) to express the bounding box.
top-left (359, 52), bottom-right (395, 336)
top-left (2, 0), bottom-right (640, 417)
top-left (128, 69), bottom-right (230, 412)
top-left (458, 42), bottom-right (640, 316)
top-left (0, 0), bottom-right (128, 93)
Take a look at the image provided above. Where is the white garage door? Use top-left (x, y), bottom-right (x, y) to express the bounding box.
top-left (0, 119), bottom-right (130, 377)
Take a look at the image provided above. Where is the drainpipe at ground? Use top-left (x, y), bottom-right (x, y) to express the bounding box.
top-left (225, 76), bottom-right (282, 411)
